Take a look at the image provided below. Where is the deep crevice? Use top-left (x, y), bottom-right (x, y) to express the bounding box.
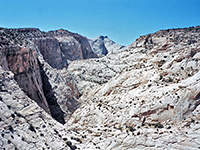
top-left (194, 92), bottom-right (200, 100)
top-left (38, 61), bottom-right (65, 124)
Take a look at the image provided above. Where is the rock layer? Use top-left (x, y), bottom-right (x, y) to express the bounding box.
top-left (0, 26), bottom-right (200, 149)
top-left (0, 69), bottom-right (83, 149)
top-left (89, 35), bottom-right (125, 56)
top-left (14, 28), bottom-right (97, 69)
top-left (67, 26), bottom-right (200, 149)
top-left (0, 28), bottom-right (81, 124)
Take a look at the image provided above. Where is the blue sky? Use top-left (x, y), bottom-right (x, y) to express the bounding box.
top-left (0, 0), bottom-right (199, 45)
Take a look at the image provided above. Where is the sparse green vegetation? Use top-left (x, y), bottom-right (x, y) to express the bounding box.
top-left (126, 126), bottom-right (136, 132)
top-left (154, 122), bottom-right (164, 128)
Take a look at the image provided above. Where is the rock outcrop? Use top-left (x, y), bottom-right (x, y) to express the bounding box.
top-left (89, 35), bottom-right (125, 56)
top-left (11, 28), bottom-right (98, 69)
top-left (0, 26), bottom-right (200, 149)
top-left (0, 28), bottom-right (82, 124)
top-left (48, 29), bottom-right (97, 61)
top-left (67, 26), bottom-right (200, 149)
top-left (0, 68), bottom-right (86, 149)
top-left (0, 29), bottom-right (50, 113)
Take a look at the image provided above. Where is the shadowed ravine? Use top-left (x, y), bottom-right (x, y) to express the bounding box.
top-left (39, 61), bottom-right (65, 124)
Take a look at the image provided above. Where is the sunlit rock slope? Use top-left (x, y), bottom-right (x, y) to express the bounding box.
top-left (0, 26), bottom-right (200, 150)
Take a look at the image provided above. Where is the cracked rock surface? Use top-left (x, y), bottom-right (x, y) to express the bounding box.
top-left (0, 28), bottom-right (81, 124)
top-left (67, 26), bottom-right (200, 149)
top-left (89, 35), bottom-right (125, 56)
top-left (0, 69), bottom-right (78, 149)
top-left (0, 26), bottom-right (200, 149)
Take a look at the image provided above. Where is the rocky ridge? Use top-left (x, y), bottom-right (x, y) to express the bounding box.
top-left (0, 28), bottom-right (93, 124)
top-left (89, 35), bottom-right (125, 56)
top-left (67, 26), bottom-right (200, 149)
top-left (0, 69), bottom-right (74, 149)
top-left (0, 27), bottom-right (95, 149)
top-left (12, 28), bottom-right (98, 69)
top-left (0, 26), bottom-right (200, 149)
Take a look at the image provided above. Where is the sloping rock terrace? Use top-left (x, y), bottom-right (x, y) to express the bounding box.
top-left (0, 26), bottom-right (200, 149)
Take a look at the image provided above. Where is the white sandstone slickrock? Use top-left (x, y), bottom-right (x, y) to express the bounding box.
top-left (0, 26), bottom-right (200, 150)
top-left (89, 35), bottom-right (125, 56)
top-left (0, 69), bottom-right (70, 149)
top-left (66, 26), bottom-right (200, 149)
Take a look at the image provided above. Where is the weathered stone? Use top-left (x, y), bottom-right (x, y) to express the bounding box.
top-left (89, 35), bottom-right (125, 56)
top-left (1, 26), bottom-right (200, 150)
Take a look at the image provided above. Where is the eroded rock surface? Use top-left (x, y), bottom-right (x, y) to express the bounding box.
top-left (89, 35), bottom-right (125, 56)
top-left (0, 68), bottom-right (86, 150)
top-left (0, 26), bottom-right (200, 149)
top-left (14, 28), bottom-right (97, 69)
top-left (0, 28), bottom-right (81, 124)
top-left (67, 26), bottom-right (200, 149)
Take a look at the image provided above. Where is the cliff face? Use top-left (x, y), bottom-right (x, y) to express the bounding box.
top-left (0, 69), bottom-right (81, 149)
top-left (0, 26), bottom-right (200, 150)
top-left (0, 29), bottom-right (49, 113)
top-left (33, 38), bottom-right (68, 69)
top-left (5, 46), bottom-right (50, 114)
top-left (89, 35), bottom-right (125, 56)
top-left (67, 26), bottom-right (200, 149)
top-left (13, 28), bottom-right (97, 69)
top-left (48, 29), bottom-right (97, 61)
top-left (0, 28), bottom-right (82, 124)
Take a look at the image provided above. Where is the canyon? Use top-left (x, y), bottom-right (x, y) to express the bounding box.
top-left (0, 26), bottom-right (200, 150)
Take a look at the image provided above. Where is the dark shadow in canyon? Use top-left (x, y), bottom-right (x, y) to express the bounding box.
top-left (38, 61), bottom-right (65, 124)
